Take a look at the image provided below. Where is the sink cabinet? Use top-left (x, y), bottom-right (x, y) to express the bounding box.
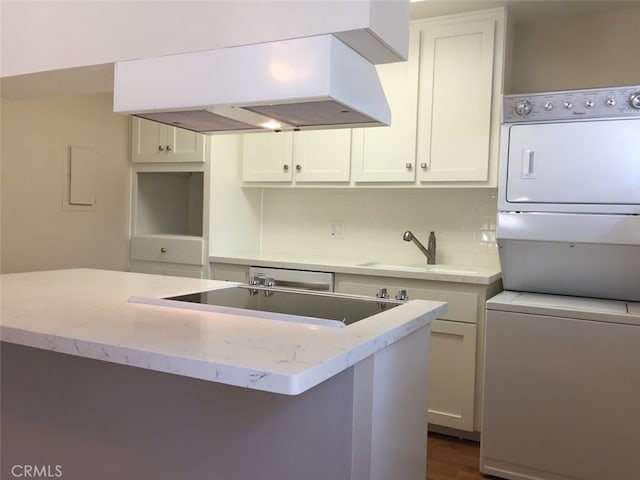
top-left (205, 260), bottom-right (502, 435)
top-left (335, 273), bottom-right (502, 434)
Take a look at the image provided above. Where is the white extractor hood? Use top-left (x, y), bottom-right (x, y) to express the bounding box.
top-left (113, 35), bottom-right (391, 134)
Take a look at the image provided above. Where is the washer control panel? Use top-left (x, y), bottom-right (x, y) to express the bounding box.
top-left (503, 85), bottom-right (640, 122)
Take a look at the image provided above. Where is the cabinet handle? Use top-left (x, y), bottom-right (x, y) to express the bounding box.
top-left (166, 145), bottom-right (172, 152)
top-left (405, 163), bottom-right (413, 170)
top-left (295, 164), bottom-right (302, 171)
top-left (283, 164), bottom-right (289, 171)
top-left (420, 162), bottom-right (428, 170)
top-left (160, 247), bottom-right (167, 253)
top-left (158, 145), bottom-right (165, 151)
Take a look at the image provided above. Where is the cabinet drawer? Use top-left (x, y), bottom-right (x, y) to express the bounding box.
top-left (131, 235), bottom-right (204, 265)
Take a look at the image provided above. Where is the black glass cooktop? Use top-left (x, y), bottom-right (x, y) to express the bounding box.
top-left (163, 285), bottom-right (402, 327)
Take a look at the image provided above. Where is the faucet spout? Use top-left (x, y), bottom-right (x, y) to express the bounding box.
top-left (403, 230), bottom-right (436, 265)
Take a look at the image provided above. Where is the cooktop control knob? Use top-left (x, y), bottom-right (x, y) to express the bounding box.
top-left (515, 100), bottom-right (532, 116)
top-left (563, 101), bottom-right (574, 110)
top-left (543, 101), bottom-right (554, 111)
top-left (630, 92), bottom-right (640, 109)
top-left (606, 97), bottom-right (617, 107)
top-left (585, 99), bottom-right (595, 108)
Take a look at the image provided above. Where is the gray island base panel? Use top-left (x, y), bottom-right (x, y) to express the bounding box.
top-left (1, 327), bottom-right (429, 480)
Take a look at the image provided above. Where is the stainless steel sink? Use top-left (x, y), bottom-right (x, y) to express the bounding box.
top-left (357, 262), bottom-right (477, 275)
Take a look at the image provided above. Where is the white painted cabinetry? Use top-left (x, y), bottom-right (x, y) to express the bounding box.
top-left (415, 10), bottom-right (505, 185)
top-left (210, 263), bottom-right (250, 283)
top-left (237, 8), bottom-right (506, 189)
top-left (242, 130), bottom-right (352, 184)
top-left (129, 121), bottom-right (209, 279)
top-left (131, 118), bottom-right (205, 164)
top-left (335, 273), bottom-right (501, 434)
top-left (350, 26), bottom-right (421, 183)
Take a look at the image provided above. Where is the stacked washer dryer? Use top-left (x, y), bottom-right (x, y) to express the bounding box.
top-left (480, 85), bottom-right (640, 480)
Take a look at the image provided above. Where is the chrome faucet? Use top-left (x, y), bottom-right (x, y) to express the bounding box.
top-left (403, 230), bottom-right (436, 265)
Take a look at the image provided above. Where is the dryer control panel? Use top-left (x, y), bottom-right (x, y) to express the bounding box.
top-left (503, 85), bottom-right (640, 122)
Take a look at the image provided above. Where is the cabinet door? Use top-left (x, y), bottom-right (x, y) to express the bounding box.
top-left (416, 18), bottom-right (495, 182)
top-left (166, 126), bottom-right (205, 163)
top-left (428, 319), bottom-right (477, 431)
top-left (131, 118), bottom-right (205, 164)
top-left (292, 130), bottom-right (352, 182)
top-left (351, 27), bottom-right (420, 183)
top-left (131, 118), bottom-right (167, 163)
top-left (242, 132), bottom-right (294, 182)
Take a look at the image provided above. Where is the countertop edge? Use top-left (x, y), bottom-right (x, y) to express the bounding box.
top-left (209, 255), bottom-right (502, 285)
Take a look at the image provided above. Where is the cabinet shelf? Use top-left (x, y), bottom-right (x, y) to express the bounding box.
top-left (134, 171), bottom-right (204, 236)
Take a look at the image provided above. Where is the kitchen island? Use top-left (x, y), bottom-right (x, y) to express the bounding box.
top-left (1, 269), bottom-right (446, 480)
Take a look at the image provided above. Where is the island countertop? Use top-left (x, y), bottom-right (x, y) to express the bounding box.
top-left (0, 268), bottom-right (447, 395)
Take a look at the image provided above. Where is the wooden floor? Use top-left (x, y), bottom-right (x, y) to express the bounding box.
top-left (426, 433), bottom-right (488, 480)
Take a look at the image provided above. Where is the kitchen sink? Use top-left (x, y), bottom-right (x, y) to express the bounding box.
top-left (357, 262), bottom-right (477, 275)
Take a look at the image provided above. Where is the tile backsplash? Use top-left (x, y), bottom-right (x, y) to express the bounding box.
top-left (260, 188), bottom-right (499, 268)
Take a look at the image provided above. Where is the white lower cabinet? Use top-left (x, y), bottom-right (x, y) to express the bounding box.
top-left (130, 235), bottom-right (207, 279)
top-left (335, 273), bottom-right (500, 434)
top-left (428, 319), bottom-right (477, 431)
top-left (210, 263), bottom-right (249, 283)
top-left (130, 262), bottom-right (205, 279)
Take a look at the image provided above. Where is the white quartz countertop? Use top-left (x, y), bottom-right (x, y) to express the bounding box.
top-left (0, 269), bottom-right (446, 395)
top-left (209, 252), bottom-right (502, 285)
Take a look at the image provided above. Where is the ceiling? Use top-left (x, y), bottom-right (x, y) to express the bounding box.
top-left (410, 0), bottom-right (637, 22)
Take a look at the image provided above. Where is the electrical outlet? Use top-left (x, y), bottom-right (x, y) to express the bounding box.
top-left (329, 222), bottom-right (345, 239)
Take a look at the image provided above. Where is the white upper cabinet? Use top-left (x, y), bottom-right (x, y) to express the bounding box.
top-left (242, 130), bottom-right (351, 184)
top-left (292, 130), bottom-right (352, 183)
top-left (241, 132), bottom-right (294, 182)
top-left (131, 118), bottom-right (205, 164)
top-left (238, 8), bottom-right (507, 188)
top-left (416, 9), bottom-right (506, 185)
top-left (351, 26), bottom-right (421, 183)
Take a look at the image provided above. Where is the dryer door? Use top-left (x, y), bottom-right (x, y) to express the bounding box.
top-left (503, 118), bottom-right (640, 213)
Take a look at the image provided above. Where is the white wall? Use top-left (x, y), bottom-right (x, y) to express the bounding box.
top-left (208, 136), bottom-right (262, 256)
top-left (259, 188), bottom-right (499, 267)
top-left (0, 93), bottom-right (130, 273)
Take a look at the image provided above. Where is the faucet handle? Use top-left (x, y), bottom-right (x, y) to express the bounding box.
top-left (376, 288), bottom-right (389, 299)
top-left (395, 289), bottom-right (409, 301)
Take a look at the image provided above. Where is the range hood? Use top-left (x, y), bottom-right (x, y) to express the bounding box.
top-left (113, 35), bottom-right (391, 134)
